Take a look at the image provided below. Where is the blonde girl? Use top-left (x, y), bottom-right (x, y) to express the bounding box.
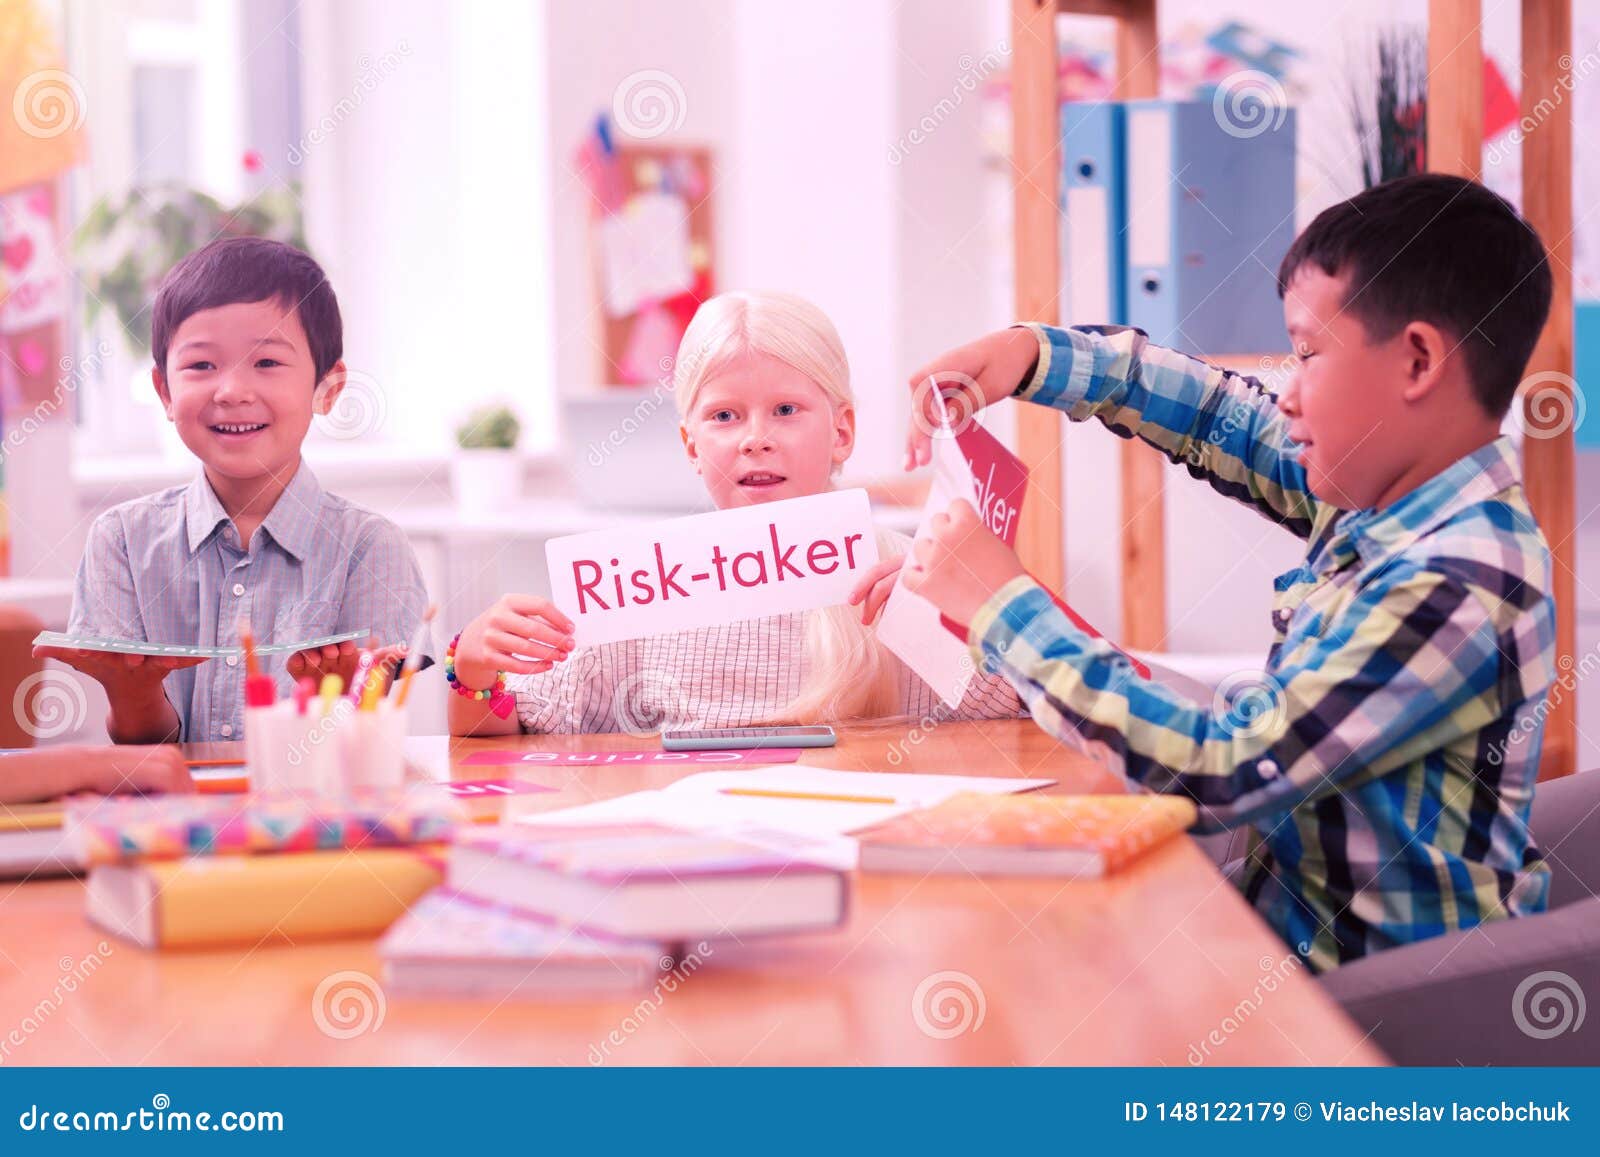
top-left (447, 291), bottom-right (1021, 735)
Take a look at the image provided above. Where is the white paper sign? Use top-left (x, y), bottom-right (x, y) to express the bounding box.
top-left (597, 190), bottom-right (695, 317)
top-left (546, 489), bottom-right (880, 646)
top-left (876, 434), bottom-right (985, 708)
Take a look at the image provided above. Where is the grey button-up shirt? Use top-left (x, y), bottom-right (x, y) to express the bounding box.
top-left (69, 460), bottom-right (428, 741)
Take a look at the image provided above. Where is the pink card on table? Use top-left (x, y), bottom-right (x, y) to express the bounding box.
top-left (436, 778), bottom-right (555, 797)
top-left (461, 748), bottom-right (804, 768)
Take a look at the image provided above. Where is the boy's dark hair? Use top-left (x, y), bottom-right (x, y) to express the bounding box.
top-left (1277, 173), bottom-right (1552, 417)
top-left (151, 236), bottom-right (342, 383)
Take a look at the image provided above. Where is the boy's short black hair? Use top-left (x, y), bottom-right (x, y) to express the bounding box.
top-left (1277, 173), bottom-right (1552, 417)
top-left (151, 236), bottom-right (342, 383)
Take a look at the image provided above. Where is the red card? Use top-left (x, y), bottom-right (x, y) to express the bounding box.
top-left (955, 423), bottom-right (1029, 546)
top-left (936, 422), bottom-right (1151, 679)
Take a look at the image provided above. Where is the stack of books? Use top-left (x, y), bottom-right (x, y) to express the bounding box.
top-left (380, 822), bottom-right (847, 1000)
top-left (69, 790), bottom-right (461, 949)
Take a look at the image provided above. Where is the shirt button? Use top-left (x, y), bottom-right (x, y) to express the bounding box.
top-left (225, 654), bottom-right (239, 667)
top-left (220, 723), bottom-right (234, 738)
top-left (232, 582), bottom-right (246, 596)
top-left (1259, 758), bottom-right (1280, 778)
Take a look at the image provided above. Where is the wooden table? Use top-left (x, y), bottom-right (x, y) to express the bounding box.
top-left (0, 723), bottom-right (1383, 1065)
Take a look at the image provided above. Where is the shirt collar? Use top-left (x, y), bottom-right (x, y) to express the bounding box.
top-left (1322, 436), bottom-right (1522, 571)
top-left (183, 472), bottom-right (232, 554)
top-left (183, 460), bottom-right (324, 561)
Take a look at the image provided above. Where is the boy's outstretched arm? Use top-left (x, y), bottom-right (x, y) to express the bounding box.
top-left (906, 502), bottom-right (1524, 833)
top-left (1021, 324), bottom-right (1325, 536)
top-left (907, 325), bottom-right (1325, 538)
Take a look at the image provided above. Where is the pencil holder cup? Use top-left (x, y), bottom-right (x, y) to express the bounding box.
top-left (338, 701), bottom-right (408, 791)
top-left (245, 701), bottom-right (341, 796)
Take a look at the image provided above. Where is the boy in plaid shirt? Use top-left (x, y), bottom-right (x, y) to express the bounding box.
top-left (900, 175), bottom-right (1557, 972)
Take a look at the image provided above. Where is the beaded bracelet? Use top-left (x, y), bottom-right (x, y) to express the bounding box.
top-left (445, 632), bottom-right (516, 719)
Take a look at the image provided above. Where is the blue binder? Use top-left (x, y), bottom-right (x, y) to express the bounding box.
top-left (1122, 99), bottom-right (1297, 354)
top-left (1059, 101), bottom-right (1125, 325)
top-left (1571, 301), bottom-right (1599, 450)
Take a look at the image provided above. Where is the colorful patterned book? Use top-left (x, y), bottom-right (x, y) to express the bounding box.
top-left (451, 823), bottom-right (847, 940)
top-left (379, 888), bottom-right (666, 998)
top-left (852, 792), bottom-right (1197, 877)
top-left (66, 790), bottom-right (463, 866)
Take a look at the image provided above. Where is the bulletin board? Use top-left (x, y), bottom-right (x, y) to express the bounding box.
top-left (578, 136), bottom-right (717, 386)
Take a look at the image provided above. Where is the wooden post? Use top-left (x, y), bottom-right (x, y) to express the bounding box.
top-left (1111, 0), bottom-right (1167, 651)
top-left (1011, 0), bottom-right (1066, 595)
top-left (1519, 0), bottom-right (1576, 779)
top-left (1425, 0), bottom-right (1484, 179)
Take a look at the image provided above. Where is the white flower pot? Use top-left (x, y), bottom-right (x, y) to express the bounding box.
top-left (451, 448), bottom-right (522, 513)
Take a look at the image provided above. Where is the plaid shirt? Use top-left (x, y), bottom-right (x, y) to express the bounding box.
top-left (969, 324), bottom-right (1556, 972)
top-left (69, 461), bottom-right (429, 742)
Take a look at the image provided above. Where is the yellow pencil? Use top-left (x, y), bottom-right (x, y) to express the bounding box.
top-left (718, 788), bottom-right (898, 805)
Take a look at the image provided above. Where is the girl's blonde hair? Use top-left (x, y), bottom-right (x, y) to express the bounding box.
top-left (673, 291), bottom-right (903, 723)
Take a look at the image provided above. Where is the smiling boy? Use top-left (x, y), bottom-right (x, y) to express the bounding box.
top-left (43, 237), bottom-right (427, 743)
top-left (901, 174), bottom-right (1558, 971)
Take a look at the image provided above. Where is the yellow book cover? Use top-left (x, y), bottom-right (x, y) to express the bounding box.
top-left (854, 792), bottom-right (1198, 877)
top-left (86, 846), bottom-right (444, 948)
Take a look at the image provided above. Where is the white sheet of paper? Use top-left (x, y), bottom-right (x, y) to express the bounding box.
top-left (546, 490), bottom-right (879, 647)
top-left (518, 767), bottom-right (1053, 869)
top-left (597, 191), bottom-right (695, 317)
top-left (875, 432), bottom-right (984, 708)
top-left (657, 767), bottom-right (1049, 803)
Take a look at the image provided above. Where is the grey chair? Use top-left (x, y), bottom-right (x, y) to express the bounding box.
top-left (1318, 769), bottom-right (1600, 1065)
top-left (1529, 768), bottom-right (1600, 910)
top-left (1318, 895), bottom-right (1600, 1065)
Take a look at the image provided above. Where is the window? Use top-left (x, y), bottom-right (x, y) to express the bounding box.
top-left (64, 0), bottom-right (294, 456)
top-left (62, 0), bottom-right (555, 462)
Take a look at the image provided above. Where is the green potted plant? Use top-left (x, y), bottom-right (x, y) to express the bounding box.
top-left (76, 181), bottom-right (305, 351)
top-left (452, 404), bottom-right (523, 512)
